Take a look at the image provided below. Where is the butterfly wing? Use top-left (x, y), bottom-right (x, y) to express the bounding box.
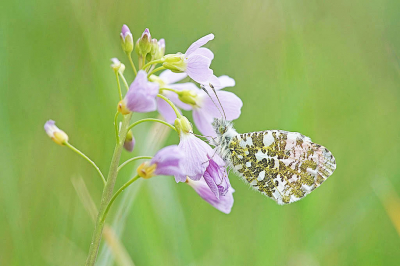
top-left (228, 130), bottom-right (336, 204)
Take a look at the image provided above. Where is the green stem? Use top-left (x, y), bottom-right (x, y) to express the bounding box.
top-left (101, 175), bottom-right (141, 224)
top-left (157, 94), bottom-right (181, 117)
top-left (114, 112), bottom-right (120, 143)
top-left (85, 113), bottom-right (132, 266)
top-left (120, 74), bottom-right (129, 91)
top-left (160, 87), bottom-right (180, 94)
top-left (118, 156), bottom-right (153, 172)
top-left (115, 71), bottom-right (122, 100)
top-left (128, 118), bottom-right (177, 132)
top-left (141, 59), bottom-right (163, 70)
top-left (128, 53), bottom-right (137, 75)
top-left (64, 142), bottom-right (106, 186)
top-left (147, 66), bottom-right (165, 78)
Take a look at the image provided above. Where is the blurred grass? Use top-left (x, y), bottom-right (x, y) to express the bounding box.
top-left (1, 0), bottom-right (400, 265)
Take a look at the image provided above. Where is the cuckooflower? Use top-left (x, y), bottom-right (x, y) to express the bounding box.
top-left (163, 34), bottom-right (217, 84)
top-left (186, 177), bottom-right (235, 214)
top-left (168, 75), bottom-right (242, 137)
top-left (44, 120), bottom-right (69, 145)
top-left (137, 145), bottom-right (184, 179)
top-left (118, 70), bottom-right (159, 114)
top-left (110, 58), bottom-right (125, 74)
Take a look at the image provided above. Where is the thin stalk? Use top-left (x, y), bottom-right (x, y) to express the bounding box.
top-left (115, 72), bottom-right (122, 100)
top-left (147, 66), bottom-right (165, 78)
top-left (128, 53), bottom-right (137, 75)
top-left (65, 142), bottom-right (106, 186)
top-left (85, 113), bottom-right (132, 266)
top-left (120, 74), bottom-right (129, 91)
top-left (141, 59), bottom-right (163, 70)
top-left (101, 175), bottom-right (141, 224)
top-left (157, 94), bottom-right (181, 117)
top-left (118, 156), bottom-right (153, 172)
top-left (127, 118), bottom-right (177, 132)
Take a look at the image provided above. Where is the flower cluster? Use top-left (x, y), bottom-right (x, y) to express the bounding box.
top-left (45, 25), bottom-right (243, 214)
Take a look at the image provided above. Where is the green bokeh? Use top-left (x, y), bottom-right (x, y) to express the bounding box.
top-left (1, 0), bottom-right (400, 265)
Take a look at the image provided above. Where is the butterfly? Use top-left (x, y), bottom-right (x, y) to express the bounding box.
top-left (212, 118), bottom-right (336, 205)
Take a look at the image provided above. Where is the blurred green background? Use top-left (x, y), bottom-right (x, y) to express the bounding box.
top-left (1, 0), bottom-right (400, 265)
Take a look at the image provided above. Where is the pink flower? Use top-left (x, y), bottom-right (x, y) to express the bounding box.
top-left (118, 70), bottom-right (159, 114)
top-left (187, 177), bottom-right (235, 214)
top-left (169, 75), bottom-right (242, 137)
top-left (163, 34), bottom-right (217, 84)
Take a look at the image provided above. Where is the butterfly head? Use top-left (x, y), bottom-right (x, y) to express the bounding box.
top-left (212, 118), bottom-right (236, 138)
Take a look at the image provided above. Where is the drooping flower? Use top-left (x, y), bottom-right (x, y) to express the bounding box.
top-left (167, 75), bottom-right (242, 137)
top-left (163, 34), bottom-right (217, 84)
top-left (120, 24), bottom-right (134, 54)
top-left (186, 177), bottom-right (235, 214)
top-left (118, 70), bottom-right (159, 114)
top-left (123, 129), bottom-right (135, 152)
top-left (44, 120), bottom-right (68, 145)
top-left (137, 145), bottom-right (184, 179)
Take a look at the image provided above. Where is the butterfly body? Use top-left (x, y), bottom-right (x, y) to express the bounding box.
top-left (212, 118), bottom-right (336, 205)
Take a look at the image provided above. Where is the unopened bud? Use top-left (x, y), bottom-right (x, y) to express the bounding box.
top-left (44, 120), bottom-right (69, 145)
top-left (123, 130), bottom-right (135, 152)
top-left (178, 90), bottom-right (198, 106)
top-left (162, 53), bottom-right (186, 72)
top-left (120, 24), bottom-right (134, 54)
top-left (110, 58), bottom-right (125, 74)
top-left (137, 162), bottom-right (157, 179)
top-left (137, 28), bottom-right (152, 56)
top-left (174, 116), bottom-right (193, 135)
top-left (158, 39), bottom-right (165, 58)
top-left (150, 38), bottom-right (159, 60)
top-left (117, 100), bottom-right (131, 115)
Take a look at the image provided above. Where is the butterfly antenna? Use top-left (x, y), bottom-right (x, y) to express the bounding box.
top-left (209, 83), bottom-right (226, 120)
top-left (200, 84), bottom-right (225, 120)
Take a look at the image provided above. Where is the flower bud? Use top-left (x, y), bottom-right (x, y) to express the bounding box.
top-left (117, 100), bottom-right (131, 115)
top-left (174, 116), bottom-right (193, 135)
top-left (110, 58), bottom-right (125, 74)
top-left (150, 38), bottom-right (159, 60)
top-left (137, 162), bottom-right (157, 179)
top-left (120, 24), bottom-right (134, 54)
top-left (178, 90), bottom-right (198, 106)
top-left (44, 120), bottom-right (69, 145)
top-left (136, 28), bottom-right (152, 56)
top-left (123, 130), bottom-right (135, 152)
top-left (158, 39), bottom-right (165, 58)
top-left (162, 53), bottom-right (186, 72)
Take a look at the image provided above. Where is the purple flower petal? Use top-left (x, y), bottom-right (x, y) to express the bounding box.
top-left (203, 90), bottom-right (243, 121)
top-left (191, 47), bottom-right (214, 60)
top-left (213, 75), bottom-right (235, 90)
top-left (175, 134), bottom-right (213, 182)
top-left (121, 24), bottom-right (131, 38)
top-left (156, 96), bottom-right (180, 124)
top-left (187, 178), bottom-right (235, 214)
top-left (186, 54), bottom-right (213, 83)
top-left (185, 34), bottom-right (214, 57)
top-left (125, 70), bottom-right (159, 113)
top-left (192, 108), bottom-right (216, 137)
top-left (159, 70), bottom-right (187, 85)
top-left (152, 145), bottom-right (184, 176)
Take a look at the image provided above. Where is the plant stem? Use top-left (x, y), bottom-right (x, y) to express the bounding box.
top-left (147, 66), bottom-right (165, 78)
top-left (85, 113), bottom-right (132, 266)
top-left (141, 59), bottom-right (163, 70)
top-left (128, 53), bottom-right (137, 75)
top-left (114, 112), bottom-right (120, 143)
top-left (115, 72), bottom-right (122, 100)
top-left (118, 156), bottom-right (153, 172)
top-left (157, 94), bottom-right (181, 117)
top-left (65, 142), bottom-right (106, 186)
top-left (120, 74), bottom-right (129, 91)
top-left (127, 118), bottom-right (177, 132)
top-left (101, 175), bottom-right (141, 224)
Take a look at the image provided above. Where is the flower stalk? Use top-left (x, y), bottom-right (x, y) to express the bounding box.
top-left (85, 113), bottom-right (132, 266)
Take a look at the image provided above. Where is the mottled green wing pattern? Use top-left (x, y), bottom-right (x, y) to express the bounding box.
top-left (228, 130), bottom-right (336, 204)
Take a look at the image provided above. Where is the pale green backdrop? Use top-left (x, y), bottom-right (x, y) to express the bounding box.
top-left (1, 0), bottom-right (400, 265)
